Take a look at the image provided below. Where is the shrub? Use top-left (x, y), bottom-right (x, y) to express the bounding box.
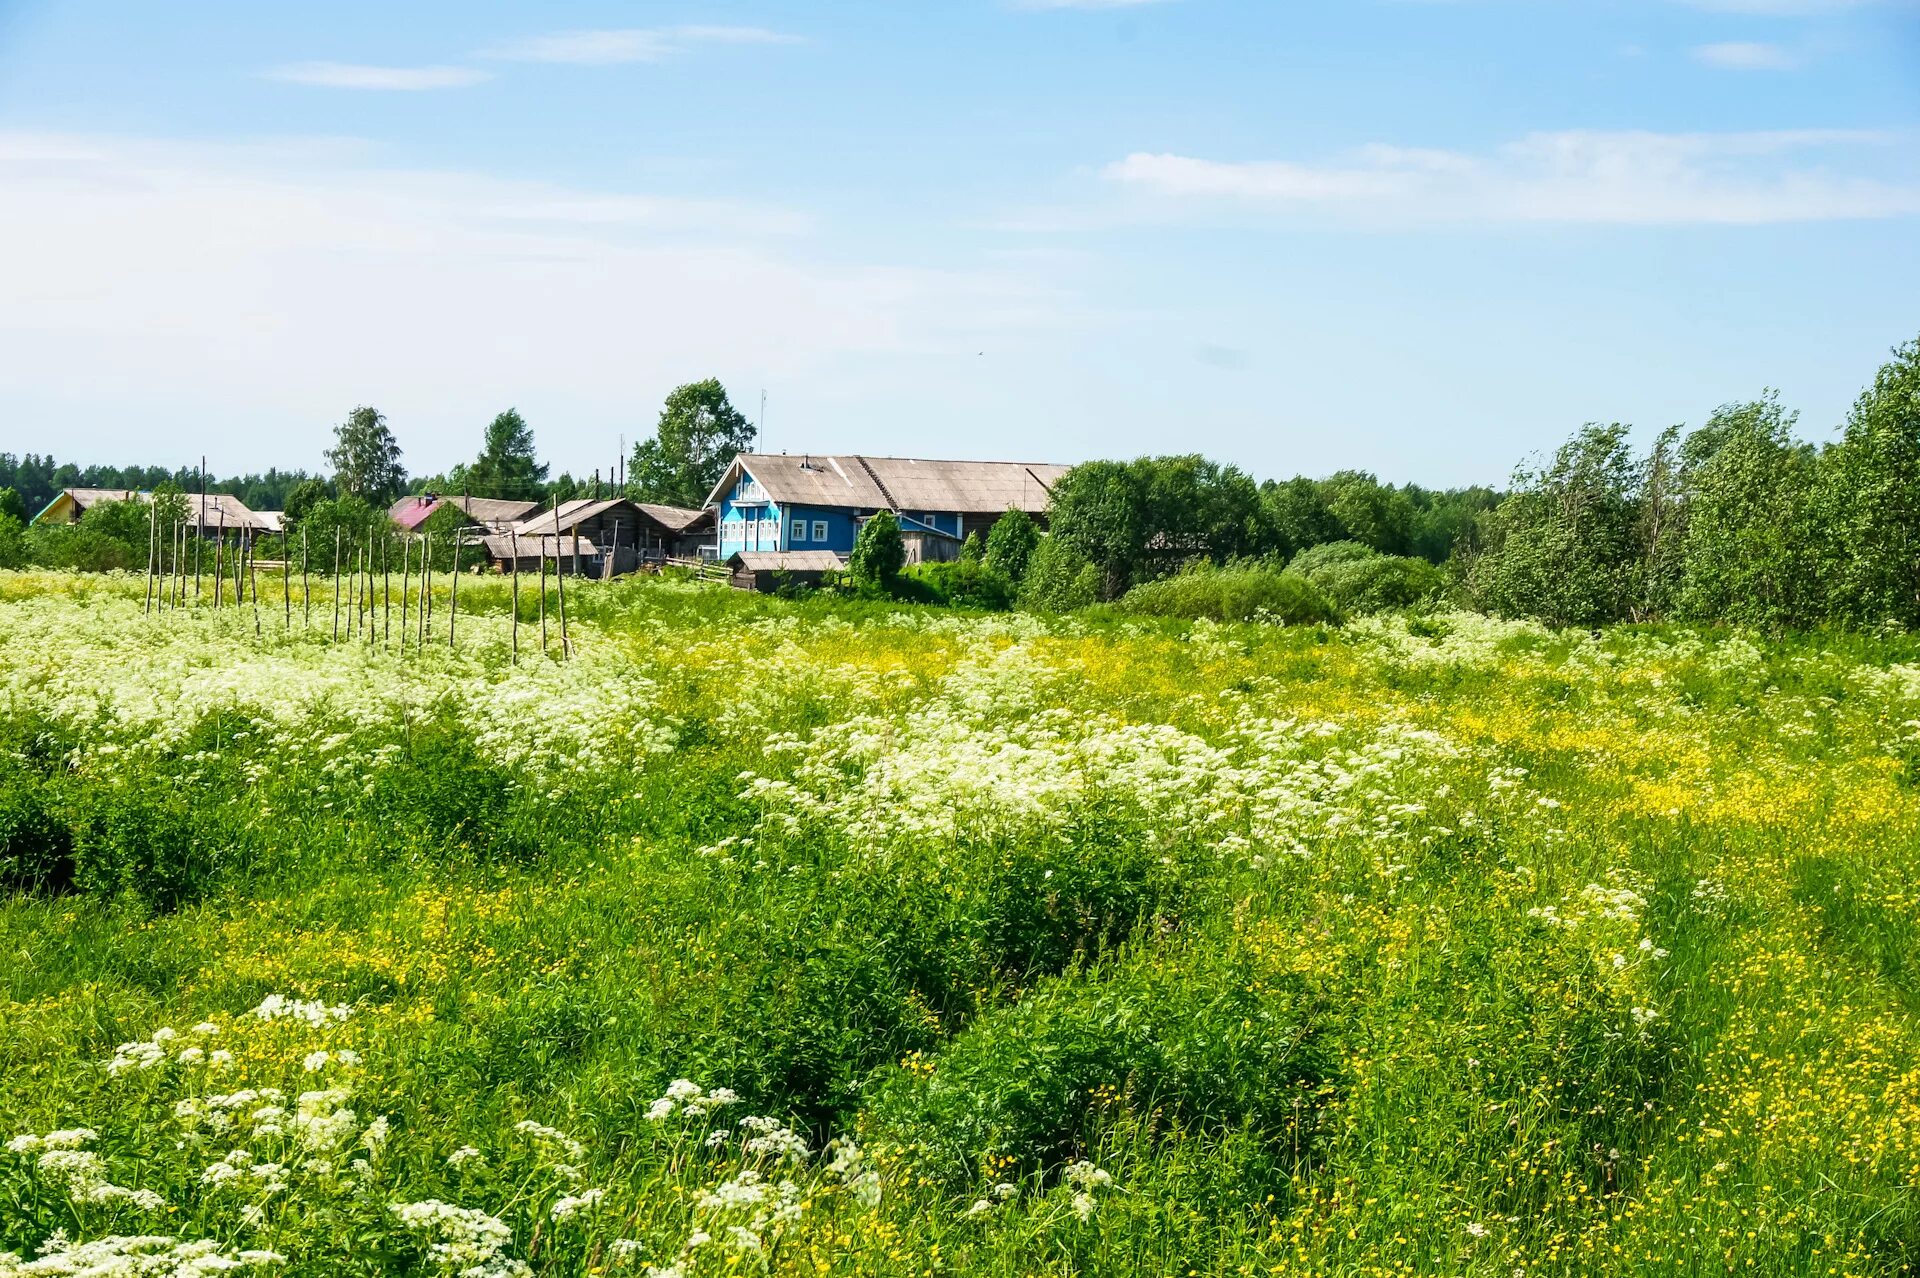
top-left (65, 774), bottom-right (222, 911)
top-left (1289, 541), bottom-right (1446, 614)
top-left (1118, 563), bottom-right (1335, 624)
top-left (849, 511), bottom-right (905, 586)
top-left (1017, 537), bottom-right (1101, 612)
top-left (899, 560), bottom-right (1013, 611)
top-left (869, 947), bottom-right (1326, 1190)
top-left (985, 508), bottom-right (1040, 584)
top-left (0, 762), bottom-right (71, 891)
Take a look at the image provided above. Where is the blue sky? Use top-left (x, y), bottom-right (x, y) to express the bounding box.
top-left (1, 0), bottom-right (1916, 487)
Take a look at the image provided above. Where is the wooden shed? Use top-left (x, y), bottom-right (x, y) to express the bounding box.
top-left (727, 550), bottom-right (845, 592)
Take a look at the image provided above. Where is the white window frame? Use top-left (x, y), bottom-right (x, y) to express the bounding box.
top-left (812, 520), bottom-right (828, 542)
top-left (791, 518), bottom-right (807, 543)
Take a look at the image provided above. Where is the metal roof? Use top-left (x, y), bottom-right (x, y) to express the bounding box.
top-left (36, 488), bottom-right (272, 532)
top-left (707, 454), bottom-right (1068, 515)
top-left (728, 550), bottom-right (846, 572)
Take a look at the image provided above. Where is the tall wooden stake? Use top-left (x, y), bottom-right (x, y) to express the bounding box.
top-left (214, 511), bottom-right (225, 609)
top-left (421, 533), bottom-right (432, 648)
top-left (302, 528), bottom-right (311, 629)
top-left (283, 531), bottom-right (291, 630)
top-left (143, 501), bottom-right (157, 615)
top-left (448, 528), bottom-right (461, 650)
top-left (555, 531), bottom-right (571, 660)
top-left (382, 535), bottom-right (391, 648)
top-left (248, 534), bottom-right (261, 637)
top-left (509, 529), bottom-right (520, 665)
top-left (539, 537), bottom-right (548, 655)
top-left (332, 527), bottom-right (342, 641)
top-left (195, 460), bottom-right (205, 602)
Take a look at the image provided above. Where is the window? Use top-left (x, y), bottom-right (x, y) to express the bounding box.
top-left (791, 519), bottom-right (807, 542)
top-left (812, 520), bottom-right (828, 542)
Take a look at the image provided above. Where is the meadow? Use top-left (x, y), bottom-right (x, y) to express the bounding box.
top-left (1, 569), bottom-right (1918, 1277)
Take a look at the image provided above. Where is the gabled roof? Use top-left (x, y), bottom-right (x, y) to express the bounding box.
top-left (33, 488), bottom-right (270, 532)
top-left (706, 454), bottom-right (1068, 516)
top-left (482, 533), bottom-right (601, 559)
top-left (634, 502), bottom-right (713, 534)
top-left (390, 494), bottom-right (541, 531)
top-left (511, 498), bottom-right (713, 539)
top-left (728, 550), bottom-right (845, 572)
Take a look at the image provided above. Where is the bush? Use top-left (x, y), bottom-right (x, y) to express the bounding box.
top-left (1289, 542), bottom-right (1446, 614)
top-left (0, 763), bottom-right (71, 891)
top-left (869, 947), bottom-right (1326, 1190)
top-left (1118, 563), bottom-right (1335, 624)
top-left (65, 775), bottom-right (222, 911)
top-left (899, 560), bottom-right (1013, 610)
top-left (1017, 537), bottom-right (1101, 612)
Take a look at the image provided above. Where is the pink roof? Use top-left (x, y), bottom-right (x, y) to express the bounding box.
top-left (392, 497), bottom-right (442, 530)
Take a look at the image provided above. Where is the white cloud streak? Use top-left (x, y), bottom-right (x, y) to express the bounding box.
top-left (1693, 41), bottom-right (1800, 68)
top-left (1101, 129), bottom-right (1920, 226)
top-left (263, 62), bottom-right (491, 91)
top-left (0, 132), bottom-right (1066, 470)
top-left (484, 26), bottom-right (801, 65)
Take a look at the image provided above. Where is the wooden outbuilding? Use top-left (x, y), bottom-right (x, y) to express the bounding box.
top-left (727, 550), bottom-right (845, 592)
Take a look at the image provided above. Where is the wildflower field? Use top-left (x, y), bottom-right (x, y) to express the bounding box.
top-left (2, 570), bottom-right (1918, 1277)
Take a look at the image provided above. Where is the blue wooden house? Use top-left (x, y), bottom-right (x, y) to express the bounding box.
top-left (706, 453), bottom-right (1070, 565)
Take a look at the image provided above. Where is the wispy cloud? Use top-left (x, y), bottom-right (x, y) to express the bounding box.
top-left (263, 62), bottom-right (490, 91)
top-left (1097, 129), bottom-right (1920, 226)
top-left (1693, 40), bottom-right (1800, 68)
top-left (484, 25), bottom-right (801, 66)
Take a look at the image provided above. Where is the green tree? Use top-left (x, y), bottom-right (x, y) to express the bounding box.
top-left (1318, 471), bottom-right (1415, 556)
top-left (1821, 338), bottom-right (1920, 626)
top-left (0, 513), bottom-right (24, 569)
top-left (1016, 536), bottom-right (1101, 612)
top-left (1046, 460), bottom-right (1150, 598)
top-left (0, 488), bottom-right (25, 526)
top-left (325, 406), bottom-right (406, 504)
top-left (467, 409), bottom-right (548, 498)
top-left (849, 511), bottom-right (905, 586)
top-left (1673, 397), bottom-right (1819, 629)
top-left (630, 379), bottom-right (756, 509)
top-left (984, 508), bottom-right (1040, 584)
top-left (1464, 424), bottom-right (1643, 628)
top-left (282, 478), bottom-right (331, 526)
top-left (1260, 476), bottom-right (1345, 560)
top-left (958, 531), bottom-right (984, 564)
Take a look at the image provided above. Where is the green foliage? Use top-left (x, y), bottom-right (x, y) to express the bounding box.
top-left (1675, 397), bottom-right (1821, 629)
top-left (1017, 536), bottom-right (1102, 612)
top-left (1821, 338), bottom-right (1920, 626)
top-left (0, 487), bottom-right (25, 526)
top-left (899, 559), bottom-right (1013, 610)
top-left (1049, 456), bottom-right (1269, 598)
top-left (630, 379), bottom-right (756, 509)
top-left (1118, 562), bottom-right (1336, 624)
top-left (1287, 541), bottom-right (1445, 614)
top-left (984, 507), bottom-right (1040, 584)
top-left (1465, 423), bottom-right (1645, 627)
top-left (848, 510), bottom-right (905, 585)
top-left (418, 503), bottom-right (489, 573)
top-left (0, 514), bottom-right (25, 570)
top-left (282, 477), bottom-right (330, 525)
top-left (871, 947), bottom-right (1325, 1189)
top-left (467, 409), bottom-right (549, 499)
top-left (325, 406), bottom-right (406, 504)
top-left (959, 531), bottom-right (984, 564)
top-left (1318, 470), bottom-right (1415, 557)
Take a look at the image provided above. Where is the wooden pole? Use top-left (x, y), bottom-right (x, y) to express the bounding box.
top-left (509, 529), bottom-right (520, 666)
top-left (609, 518), bottom-right (621, 580)
top-left (195, 461), bottom-right (205, 602)
top-left (214, 511), bottom-right (225, 609)
top-left (539, 535), bottom-right (548, 655)
top-left (283, 529), bottom-right (291, 630)
top-left (555, 528), bottom-right (571, 660)
top-left (248, 533), bottom-right (261, 637)
top-left (332, 527), bottom-right (342, 641)
top-left (302, 528), bottom-right (310, 629)
top-left (399, 535), bottom-right (411, 649)
top-left (421, 533), bottom-right (432, 648)
top-left (177, 519), bottom-right (187, 607)
top-left (143, 500), bottom-right (157, 615)
top-left (382, 534), bottom-right (390, 648)
top-left (448, 528), bottom-right (461, 650)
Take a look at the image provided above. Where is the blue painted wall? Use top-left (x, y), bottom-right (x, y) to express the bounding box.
top-left (715, 465), bottom-right (971, 558)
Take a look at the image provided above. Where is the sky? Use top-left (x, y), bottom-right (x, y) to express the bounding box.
top-left (0, 0), bottom-right (1916, 488)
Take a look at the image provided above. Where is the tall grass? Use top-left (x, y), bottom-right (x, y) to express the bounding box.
top-left (0, 571), bottom-right (1917, 1275)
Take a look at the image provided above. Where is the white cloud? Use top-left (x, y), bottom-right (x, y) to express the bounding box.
top-left (0, 132), bottom-right (1069, 471)
top-left (484, 26), bottom-right (801, 65)
top-left (1100, 129), bottom-right (1920, 226)
top-left (1693, 41), bottom-right (1800, 68)
top-left (263, 62), bottom-right (490, 91)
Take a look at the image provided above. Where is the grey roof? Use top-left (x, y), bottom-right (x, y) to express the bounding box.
top-left (728, 550), bottom-right (845, 573)
top-left (42, 488), bottom-right (271, 532)
top-left (708, 454), bottom-right (1068, 516)
top-left (482, 533), bottom-right (601, 559)
top-left (510, 498), bottom-right (627, 537)
top-left (634, 502), bottom-right (713, 534)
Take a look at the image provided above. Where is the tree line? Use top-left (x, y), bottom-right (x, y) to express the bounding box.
top-left (6, 337), bottom-right (1920, 634)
